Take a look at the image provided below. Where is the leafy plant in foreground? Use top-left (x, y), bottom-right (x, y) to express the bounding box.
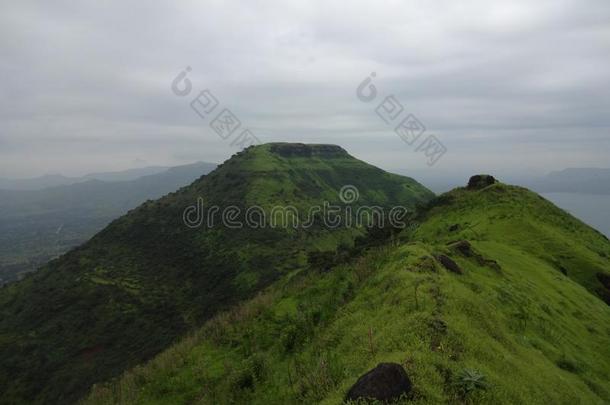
top-left (454, 368), bottom-right (489, 397)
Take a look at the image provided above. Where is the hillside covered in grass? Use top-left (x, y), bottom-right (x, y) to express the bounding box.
top-left (86, 178), bottom-right (610, 404)
top-left (0, 143), bottom-right (433, 404)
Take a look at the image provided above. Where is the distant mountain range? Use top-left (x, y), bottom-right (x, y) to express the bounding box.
top-left (0, 165), bottom-right (174, 191)
top-left (528, 168), bottom-right (610, 194)
top-left (0, 161), bottom-right (217, 284)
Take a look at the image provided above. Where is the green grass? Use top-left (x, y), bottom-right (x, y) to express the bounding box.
top-left (84, 182), bottom-right (610, 404)
top-left (412, 183), bottom-right (610, 298)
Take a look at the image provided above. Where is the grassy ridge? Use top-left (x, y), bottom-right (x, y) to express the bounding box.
top-left (85, 182), bottom-right (610, 404)
top-left (413, 183), bottom-right (610, 300)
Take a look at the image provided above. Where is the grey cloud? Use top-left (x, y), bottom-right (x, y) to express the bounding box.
top-left (0, 0), bottom-right (609, 178)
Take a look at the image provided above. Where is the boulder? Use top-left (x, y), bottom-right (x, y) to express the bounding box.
top-left (449, 240), bottom-right (473, 257)
top-left (467, 175), bottom-right (497, 190)
top-left (435, 254), bottom-right (463, 275)
top-left (345, 363), bottom-right (412, 402)
top-left (448, 241), bottom-right (501, 272)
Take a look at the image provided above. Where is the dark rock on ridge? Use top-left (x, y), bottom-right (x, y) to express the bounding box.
top-left (449, 240), bottom-right (473, 257)
top-left (435, 254), bottom-right (464, 274)
top-left (467, 175), bottom-right (497, 190)
top-left (448, 240), bottom-right (502, 272)
top-left (345, 362), bottom-right (412, 402)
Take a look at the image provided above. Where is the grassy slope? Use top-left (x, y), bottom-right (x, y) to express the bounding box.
top-left (85, 182), bottom-right (610, 404)
top-left (0, 144), bottom-right (433, 404)
top-left (413, 183), bottom-right (610, 301)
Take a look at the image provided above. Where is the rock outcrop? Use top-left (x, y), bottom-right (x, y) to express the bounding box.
top-left (435, 254), bottom-right (464, 274)
top-left (467, 175), bottom-right (497, 190)
top-left (345, 363), bottom-right (412, 402)
top-left (269, 143), bottom-right (347, 158)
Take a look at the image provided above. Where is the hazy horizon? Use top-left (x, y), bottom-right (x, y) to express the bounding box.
top-left (2, 150), bottom-right (609, 182)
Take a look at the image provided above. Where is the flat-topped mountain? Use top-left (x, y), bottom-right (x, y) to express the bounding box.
top-left (0, 143), bottom-right (433, 404)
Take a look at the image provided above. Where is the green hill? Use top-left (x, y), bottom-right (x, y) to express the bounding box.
top-left (0, 143), bottom-right (433, 404)
top-left (84, 178), bottom-right (610, 404)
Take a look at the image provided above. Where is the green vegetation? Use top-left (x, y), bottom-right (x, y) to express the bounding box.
top-left (453, 369), bottom-right (488, 398)
top-left (0, 162), bottom-right (217, 284)
top-left (0, 144), bottom-right (433, 404)
top-left (413, 182), bottom-right (610, 301)
top-left (84, 181), bottom-right (610, 404)
top-left (3, 145), bottom-right (609, 404)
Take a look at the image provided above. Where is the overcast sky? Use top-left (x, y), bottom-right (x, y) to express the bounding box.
top-left (1, 0), bottom-right (609, 178)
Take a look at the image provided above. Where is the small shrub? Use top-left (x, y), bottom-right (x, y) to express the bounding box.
top-left (454, 368), bottom-right (488, 397)
top-left (229, 354), bottom-right (268, 391)
top-left (280, 318), bottom-right (309, 353)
